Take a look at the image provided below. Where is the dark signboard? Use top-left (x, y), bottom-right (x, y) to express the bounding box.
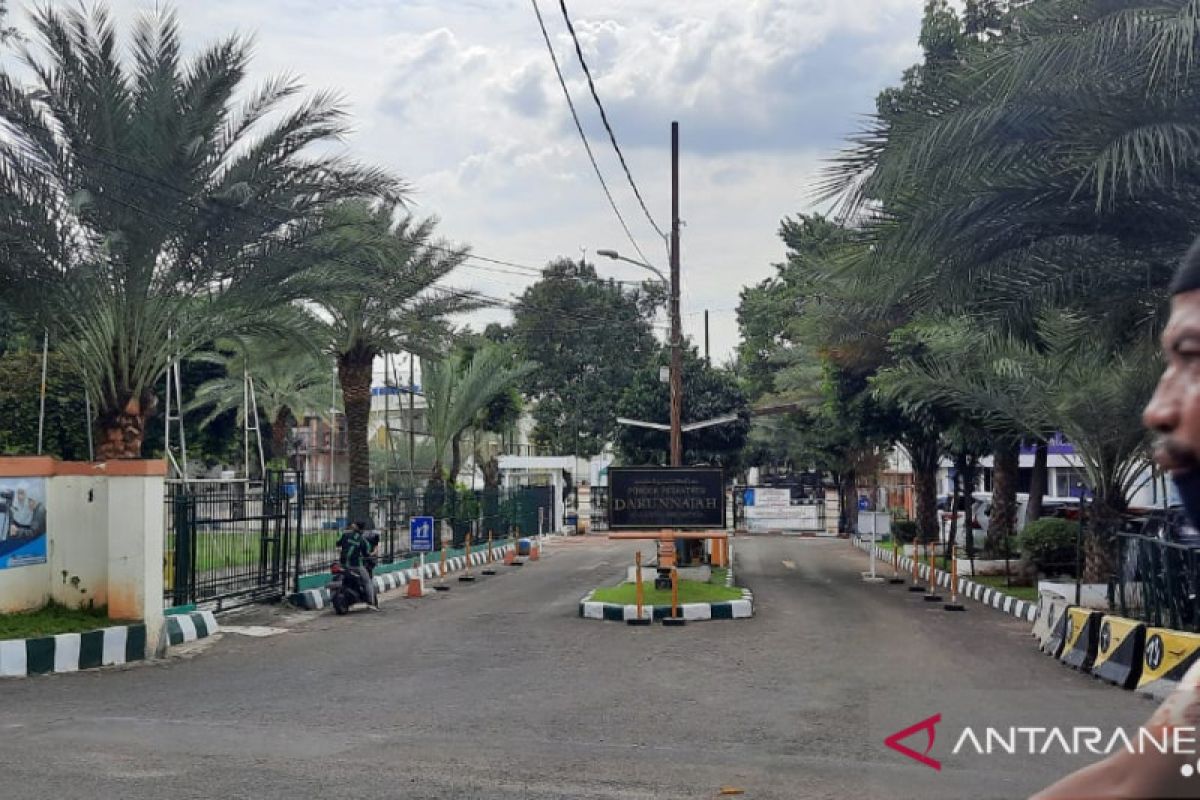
top-left (608, 467), bottom-right (725, 529)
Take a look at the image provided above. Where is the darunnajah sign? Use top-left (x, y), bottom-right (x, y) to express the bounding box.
top-left (608, 467), bottom-right (725, 529)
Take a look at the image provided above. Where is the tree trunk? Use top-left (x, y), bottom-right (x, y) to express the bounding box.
top-left (988, 439), bottom-right (1021, 556)
top-left (839, 469), bottom-right (856, 534)
top-left (448, 430), bottom-right (463, 487)
top-left (961, 455), bottom-right (980, 560)
top-left (1083, 486), bottom-right (1126, 583)
top-left (909, 435), bottom-right (941, 544)
top-left (1027, 440), bottom-right (1048, 523)
top-left (337, 352), bottom-right (373, 525)
top-left (270, 408), bottom-right (292, 462)
top-left (481, 456), bottom-right (501, 489)
top-left (96, 393), bottom-right (156, 461)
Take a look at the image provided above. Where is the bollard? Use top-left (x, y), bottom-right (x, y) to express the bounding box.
top-left (663, 565), bottom-right (686, 626)
top-left (888, 536), bottom-right (905, 584)
top-left (459, 531), bottom-right (476, 582)
top-left (434, 540), bottom-right (451, 591)
top-left (509, 526), bottom-right (524, 566)
top-left (406, 551), bottom-right (426, 598)
top-left (862, 515), bottom-right (884, 583)
top-left (944, 548), bottom-right (964, 611)
top-left (483, 531), bottom-right (497, 575)
top-left (924, 539), bottom-right (943, 602)
top-left (628, 550), bottom-right (651, 626)
top-left (907, 539), bottom-right (925, 592)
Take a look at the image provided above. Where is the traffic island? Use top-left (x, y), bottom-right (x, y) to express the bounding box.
top-left (579, 565), bottom-right (753, 624)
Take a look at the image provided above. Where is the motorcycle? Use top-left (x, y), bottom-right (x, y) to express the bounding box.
top-left (327, 532), bottom-right (380, 615)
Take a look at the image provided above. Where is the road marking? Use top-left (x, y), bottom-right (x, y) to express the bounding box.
top-left (782, 560), bottom-right (796, 570)
top-left (219, 625), bottom-right (287, 637)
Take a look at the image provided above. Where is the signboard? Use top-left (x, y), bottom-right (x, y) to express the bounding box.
top-left (608, 467), bottom-right (725, 529)
top-left (409, 516), bottom-right (435, 552)
top-left (745, 488), bottom-right (790, 508)
top-left (0, 478), bottom-right (48, 570)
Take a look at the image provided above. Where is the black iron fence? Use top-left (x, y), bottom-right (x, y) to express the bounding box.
top-left (164, 475), bottom-right (551, 611)
top-left (1112, 533), bottom-right (1200, 632)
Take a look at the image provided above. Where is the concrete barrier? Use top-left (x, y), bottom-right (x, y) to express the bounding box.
top-left (1137, 628), bottom-right (1200, 700)
top-left (1032, 590), bottom-right (1070, 651)
top-left (1041, 601), bottom-right (1074, 658)
top-left (1059, 607), bottom-right (1103, 671)
top-left (1091, 616), bottom-right (1146, 689)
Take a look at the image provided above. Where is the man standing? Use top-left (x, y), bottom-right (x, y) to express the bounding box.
top-left (1034, 238), bottom-right (1200, 798)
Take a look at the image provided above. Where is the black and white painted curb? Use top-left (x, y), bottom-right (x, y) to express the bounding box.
top-left (1, 623), bottom-right (147, 677)
top-left (855, 539), bottom-right (1039, 623)
top-left (579, 542), bottom-right (753, 622)
top-left (165, 610), bottom-right (220, 646)
top-left (290, 543), bottom-right (517, 610)
top-left (579, 587), bottom-right (754, 622)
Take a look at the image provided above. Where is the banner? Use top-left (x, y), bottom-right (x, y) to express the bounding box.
top-left (0, 477), bottom-right (48, 569)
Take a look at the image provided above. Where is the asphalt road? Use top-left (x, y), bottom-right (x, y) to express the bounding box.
top-left (0, 536), bottom-right (1157, 799)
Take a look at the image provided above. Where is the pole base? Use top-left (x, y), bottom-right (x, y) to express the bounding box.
top-left (509, 560), bottom-right (524, 567)
top-left (888, 578), bottom-right (906, 584)
top-left (943, 603), bottom-right (965, 612)
top-left (458, 575), bottom-right (476, 582)
top-left (433, 585), bottom-right (451, 592)
top-left (861, 573), bottom-right (886, 584)
top-left (907, 585), bottom-right (926, 593)
top-left (923, 594), bottom-right (943, 602)
top-left (626, 618), bottom-right (652, 627)
top-left (662, 617), bottom-right (687, 627)
top-left (481, 569), bottom-right (497, 576)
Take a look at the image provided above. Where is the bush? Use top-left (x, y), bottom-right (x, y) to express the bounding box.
top-left (1019, 518), bottom-right (1079, 576)
top-left (892, 520), bottom-right (919, 544)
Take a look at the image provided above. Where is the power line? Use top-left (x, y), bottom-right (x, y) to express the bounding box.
top-left (529, 0), bottom-right (650, 266)
top-left (557, 0), bottom-right (666, 244)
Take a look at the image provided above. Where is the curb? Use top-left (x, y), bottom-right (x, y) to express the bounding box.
top-left (0, 623), bottom-right (148, 677)
top-left (289, 543), bottom-right (517, 610)
top-left (165, 610), bottom-right (220, 646)
top-left (855, 539), bottom-right (1039, 623)
top-left (579, 546), bottom-right (753, 623)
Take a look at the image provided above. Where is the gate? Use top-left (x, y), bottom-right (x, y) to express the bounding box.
top-left (165, 471), bottom-right (296, 611)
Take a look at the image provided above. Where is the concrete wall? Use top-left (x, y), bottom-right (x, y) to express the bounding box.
top-left (0, 457), bottom-right (165, 656)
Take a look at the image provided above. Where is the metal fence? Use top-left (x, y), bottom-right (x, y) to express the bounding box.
top-left (1112, 533), bottom-right (1200, 632)
top-left (164, 475), bottom-right (552, 611)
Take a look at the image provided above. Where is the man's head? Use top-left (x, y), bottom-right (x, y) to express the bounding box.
top-left (1145, 238), bottom-right (1200, 476)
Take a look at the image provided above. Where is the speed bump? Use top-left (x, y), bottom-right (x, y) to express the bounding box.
top-left (1137, 628), bottom-right (1200, 700)
top-left (1091, 616), bottom-right (1146, 689)
top-left (1059, 607), bottom-right (1102, 671)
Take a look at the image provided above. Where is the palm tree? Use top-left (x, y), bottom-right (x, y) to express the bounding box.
top-left (423, 343), bottom-right (535, 490)
top-left (189, 339), bottom-right (332, 467)
top-left (0, 5), bottom-right (400, 459)
top-left (303, 200), bottom-right (485, 519)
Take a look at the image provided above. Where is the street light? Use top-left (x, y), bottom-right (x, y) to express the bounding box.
top-left (597, 247), bottom-right (682, 468)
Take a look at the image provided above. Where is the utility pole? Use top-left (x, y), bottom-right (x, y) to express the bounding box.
top-left (669, 121), bottom-right (683, 468)
top-left (408, 354), bottom-right (417, 494)
top-left (704, 309), bottom-right (710, 365)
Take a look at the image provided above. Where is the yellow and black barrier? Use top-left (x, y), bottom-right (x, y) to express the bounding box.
top-left (1137, 628), bottom-right (1200, 700)
top-left (1059, 607), bottom-right (1103, 671)
top-left (1091, 616), bottom-right (1146, 690)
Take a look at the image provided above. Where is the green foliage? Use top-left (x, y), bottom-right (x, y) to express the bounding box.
top-left (891, 520), bottom-right (920, 545)
top-left (615, 346), bottom-right (750, 469)
top-left (0, 349), bottom-right (90, 460)
top-left (0, 601), bottom-right (115, 640)
top-left (508, 259), bottom-right (660, 457)
top-left (0, 5), bottom-right (400, 454)
top-left (1019, 518), bottom-right (1080, 576)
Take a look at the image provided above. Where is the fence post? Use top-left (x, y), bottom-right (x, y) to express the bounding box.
top-left (171, 492), bottom-right (192, 608)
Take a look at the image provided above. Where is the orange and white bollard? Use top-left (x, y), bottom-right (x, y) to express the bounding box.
top-left (944, 548), bottom-right (965, 611)
top-left (406, 552), bottom-right (426, 598)
top-left (663, 566), bottom-right (686, 626)
top-left (907, 539), bottom-right (924, 592)
top-left (483, 531), bottom-right (497, 575)
top-left (628, 550), bottom-right (651, 626)
top-left (889, 534), bottom-right (905, 584)
top-left (459, 531), bottom-right (476, 582)
top-left (924, 539), bottom-right (943, 602)
top-left (434, 539), bottom-right (450, 592)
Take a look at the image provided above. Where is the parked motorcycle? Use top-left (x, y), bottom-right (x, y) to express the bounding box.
top-left (327, 531), bottom-right (380, 615)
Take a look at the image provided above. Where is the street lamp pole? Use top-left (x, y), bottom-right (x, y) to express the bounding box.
top-left (668, 121), bottom-right (682, 468)
top-left (596, 121), bottom-right (684, 468)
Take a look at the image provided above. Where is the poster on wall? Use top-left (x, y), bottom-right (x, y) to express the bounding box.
top-left (0, 478), bottom-right (48, 569)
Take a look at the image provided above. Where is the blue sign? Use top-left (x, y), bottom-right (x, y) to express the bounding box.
top-left (744, 488), bottom-right (756, 506)
top-left (410, 516), bottom-right (435, 552)
top-left (858, 496), bottom-right (870, 511)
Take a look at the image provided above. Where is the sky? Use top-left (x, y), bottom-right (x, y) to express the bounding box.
top-left (14, 0), bottom-right (925, 366)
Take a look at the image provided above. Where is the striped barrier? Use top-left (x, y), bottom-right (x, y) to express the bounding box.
top-left (165, 610), bottom-right (220, 646)
top-left (1137, 628), bottom-right (1200, 700)
top-left (0, 623), bottom-right (147, 677)
top-left (1032, 591), bottom-right (1071, 654)
top-left (1059, 607), bottom-right (1103, 671)
top-left (1091, 616), bottom-right (1146, 690)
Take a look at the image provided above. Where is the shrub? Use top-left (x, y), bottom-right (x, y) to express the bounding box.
top-left (1019, 518), bottom-right (1079, 576)
top-left (892, 520), bottom-right (919, 544)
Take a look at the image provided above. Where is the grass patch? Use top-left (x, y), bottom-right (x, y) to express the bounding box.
top-left (591, 579), bottom-right (742, 605)
top-left (165, 530), bottom-right (341, 573)
top-left (972, 575), bottom-right (1038, 603)
top-left (0, 602), bottom-right (119, 641)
